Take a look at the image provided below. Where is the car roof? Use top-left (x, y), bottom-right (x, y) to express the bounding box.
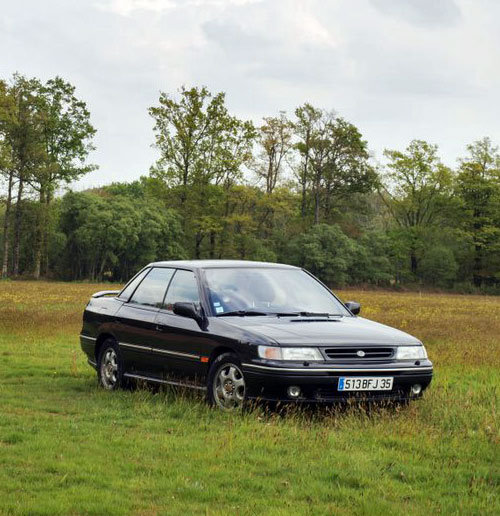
top-left (147, 259), bottom-right (299, 270)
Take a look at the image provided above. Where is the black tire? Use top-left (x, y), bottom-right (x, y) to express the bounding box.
top-left (207, 352), bottom-right (246, 411)
top-left (97, 339), bottom-right (126, 390)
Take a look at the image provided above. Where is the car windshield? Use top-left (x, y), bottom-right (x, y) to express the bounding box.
top-left (204, 267), bottom-right (350, 316)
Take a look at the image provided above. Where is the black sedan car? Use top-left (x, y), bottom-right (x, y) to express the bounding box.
top-left (80, 260), bottom-right (433, 410)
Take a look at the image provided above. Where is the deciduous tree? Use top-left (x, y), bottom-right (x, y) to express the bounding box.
top-left (0, 75), bottom-right (45, 276)
top-left (456, 137), bottom-right (500, 286)
top-left (149, 86), bottom-right (255, 257)
top-left (379, 140), bottom-right (453, 276)
top-left (294, 104), bottom-right (376, 224)
top-left (29, 77), bottom-right (96, 278)
top-left (254, 112), bottom-right (293, 194)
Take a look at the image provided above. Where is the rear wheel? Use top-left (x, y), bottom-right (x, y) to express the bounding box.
top-left (207, 353), bottom-right (246, 411)
top-left (97, 340), bottom-right (125, 390)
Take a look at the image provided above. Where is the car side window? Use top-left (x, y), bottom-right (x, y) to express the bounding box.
top-left (163, 269), bottom-right (200, 311)
top-left (129, 267), bottom-right (175, 308)
top-left (117, 268), bottom-right (150, 301)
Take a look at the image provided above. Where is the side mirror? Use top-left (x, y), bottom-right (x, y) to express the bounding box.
top-left (344, 301), bottom-right (361, 315)
top-left (173, 302), bottom-right (204, 325)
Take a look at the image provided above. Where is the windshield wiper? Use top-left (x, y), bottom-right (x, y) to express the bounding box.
top-left (300, 311), bottom-right (342, 317)
top-left (276, 311), bottom-right (343, 317)
top-left (216, 310), bottom-right (269, 317)
top-left (217, 310), bottom-right (344, 318)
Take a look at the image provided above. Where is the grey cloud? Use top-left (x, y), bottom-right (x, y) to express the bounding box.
top-left (201, 0), bottom-right (342, 89)
top-left (370, 0), bottom-right (461, 27)
top-left (202, 19), bottom-right (339, 85)
top-left (202, 19), bottom-right (276, 54)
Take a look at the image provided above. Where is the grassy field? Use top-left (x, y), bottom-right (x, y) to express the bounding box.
top-left (0, 281), bottom-right (498, 515)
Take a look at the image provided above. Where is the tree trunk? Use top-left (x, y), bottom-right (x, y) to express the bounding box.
top-left (238, 235), bottom-right (246, 260)
top-left (300, 143), bottom-right (310, 219)
top-left (33, 189), bottom-right (46, 280)
top-left (301, 180), bottom-right (307, 219)
top-left (195, 232), bottom-right (203, 259)
top-left (180, 164), bottom-right (189, 206)
top-left (13, 177), bottom-right (24, 276)
top-left (266, 160), bottom-right (273, 194)
top-left (42, 191), bottom-right (52, 277)
top-left (472, 214), bottom-right (482, 287)
top-left (1, 171), bottom-right (14, 278)
top-left (410, 250), bottom-right (418, 276)
top-left (209, 231), bottom-right (216, 259)
top-left (472, 240), bottom-right (482, 287)
top-left (314, 188), bottom-right (320, 224)
top-left (98, 257), bottom-right (107, 282)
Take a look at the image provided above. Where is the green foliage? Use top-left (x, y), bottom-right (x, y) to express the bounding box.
top-left (379, 140), bottom-right (454, 277)
top-left (0, 73), bottom-right (97, 278)
top-left (287, 224), bottom-right (358, 286)
top-left (148, 86), bottom-right (256, 259)
top-left (56, 191), bottom-right (186, 281)
top-left (294, 104), bottom-right (377, 224)
top-left (420, 246), bottom-right (459, 287)
top-left (253, 112), bottom-right (294, 194)
top-left (2, 80), bottom-right (500, 291)
top-left (35, 76), bottom-right (97, 189)
top-left (455, 138), bottom-right (500, 287)
top-left (350, 231), bottom-right (394, 285)
top-left (149, 86), bottom-right (255, 190)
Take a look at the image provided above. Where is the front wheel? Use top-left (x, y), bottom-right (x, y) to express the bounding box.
top-left (97, 340), bottom-right (125, 390)
top-left (207, 353), bottom-right (246, 411)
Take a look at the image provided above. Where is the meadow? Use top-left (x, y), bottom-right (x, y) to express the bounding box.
top-left (0, 281), bottom-right (498, 515)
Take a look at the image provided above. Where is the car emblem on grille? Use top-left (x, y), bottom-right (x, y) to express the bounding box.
top-left (357, 350), bottom-right (365, 357)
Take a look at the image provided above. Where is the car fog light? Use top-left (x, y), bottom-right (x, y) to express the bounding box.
top-left (287, 386), bottom-right (301, 399)
top-left (411, 384), bottom-right (422, 396)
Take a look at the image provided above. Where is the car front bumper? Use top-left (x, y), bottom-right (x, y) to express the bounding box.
top-left (241, 360), bottom-right (433, 402)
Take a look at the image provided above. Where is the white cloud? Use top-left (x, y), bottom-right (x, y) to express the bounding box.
top-left (96, 0), bottom-right (177, 16)
top-left (96, 0), bottom-right (262, 17)
top-left (2, 0), bottom-right (499, 187)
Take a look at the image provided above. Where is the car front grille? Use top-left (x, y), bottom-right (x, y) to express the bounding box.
top-left (323, 346), bottom-right (394, 360)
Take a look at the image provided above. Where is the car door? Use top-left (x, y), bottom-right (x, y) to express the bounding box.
top-left (114, 267), bottom-right (175, 377)
top-left (153, 268), bottom-right (213, 382)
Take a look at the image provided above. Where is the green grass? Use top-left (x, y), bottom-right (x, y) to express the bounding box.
top-left (0, 282), bottom-right (498, 515)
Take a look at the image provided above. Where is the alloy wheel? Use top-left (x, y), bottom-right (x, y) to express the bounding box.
top-left (213, 363), bottom-right (245, 411)
top-left (100, 348), bottom-right (119, 389)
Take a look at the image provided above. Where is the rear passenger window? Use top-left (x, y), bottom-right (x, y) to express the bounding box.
top-left (164, 270), bottom-right (200, 310)
top-left (117, 268), bottom-right (150, 301)
top-left (129, 268), bottom-right (175, 308)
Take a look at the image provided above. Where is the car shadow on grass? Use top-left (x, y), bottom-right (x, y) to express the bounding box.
top-left (103, 376), bottom-right (415, 422)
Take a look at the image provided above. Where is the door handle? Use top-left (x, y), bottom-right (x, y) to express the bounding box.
top-left (155, 325), bottom-right (165, 332)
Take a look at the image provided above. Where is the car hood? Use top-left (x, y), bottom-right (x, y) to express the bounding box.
top-left (221, 316), bottom-right (421, 346)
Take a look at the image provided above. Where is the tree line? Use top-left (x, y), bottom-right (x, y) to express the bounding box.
top-left (1, 75), bottom-right (499, 292)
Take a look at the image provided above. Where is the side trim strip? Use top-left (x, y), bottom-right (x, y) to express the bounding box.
top-left (80, 335), bottom-right (97, 342)
top-left (123, 373), bottom-right (206, 391)
top-left (241, 363), bottom-right (434, 373)
top-left (153, 348), bottom-right (200, 360)
top-left (118, 341), bottom-right (199, 360)
top-left (88, 359), bottom-right (97, 367)
top-left (119, 342), bottom-right (150, 351)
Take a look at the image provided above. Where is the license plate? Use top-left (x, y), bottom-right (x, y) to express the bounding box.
top-left (338, 377), bottom-right (393, 391)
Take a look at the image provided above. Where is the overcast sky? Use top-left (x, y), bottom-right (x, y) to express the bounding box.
top-left (2, 0), bottom-right (499, 189)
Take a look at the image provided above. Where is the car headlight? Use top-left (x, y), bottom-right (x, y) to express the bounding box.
top-left (258, 346), bottom-right (323, 361)
top-left (395, 345), bottom-right (427, 360)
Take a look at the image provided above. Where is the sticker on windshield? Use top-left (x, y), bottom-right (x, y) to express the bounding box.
top-left (215, 306), bottom-right (224, 313)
